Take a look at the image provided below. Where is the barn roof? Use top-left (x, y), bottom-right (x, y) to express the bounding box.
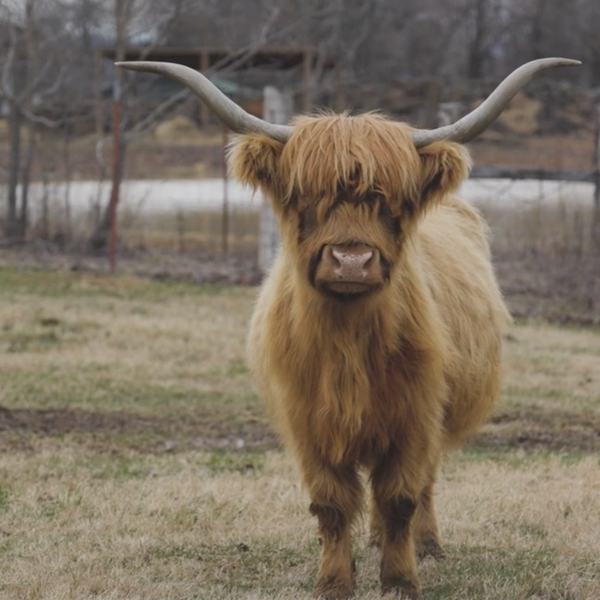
top-left (95, 45), bottom-right (333, 73)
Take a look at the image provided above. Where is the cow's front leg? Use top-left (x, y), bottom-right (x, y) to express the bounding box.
top-left (371, 453), bottom-right (424, 599)
top-left (304, 462), bottom-right (362, 600)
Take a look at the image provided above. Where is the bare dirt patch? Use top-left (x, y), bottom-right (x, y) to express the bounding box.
top-left (0, 405), bottom-right (278, 454)
top-left (475, 410), bottom-right (600, 453)
top-left (0, 245), bottom-right (262, 286)
top-left (2, 403), bottom-right (599, 457)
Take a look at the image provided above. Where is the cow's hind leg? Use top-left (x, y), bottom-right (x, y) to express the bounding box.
top-left (369, 491), bottom-right (443, 561)
top-left (305, 463), bottom-right (362, 600)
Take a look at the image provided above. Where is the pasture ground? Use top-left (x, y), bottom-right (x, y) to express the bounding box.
top-left (0, 269), bottom-right (599, 599)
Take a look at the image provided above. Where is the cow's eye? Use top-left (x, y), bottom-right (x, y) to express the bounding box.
top-left (298, 208), bottom-right (319, 240)
top-left (377, 202), bottom-right (401, 237)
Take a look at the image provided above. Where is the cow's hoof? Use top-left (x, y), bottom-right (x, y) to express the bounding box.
top-left (380, 575), bottom-right (420, 599)
top-left (313, 574), bottom-right (355, 599)
top-left (417, 537), bottom-right (446, 561)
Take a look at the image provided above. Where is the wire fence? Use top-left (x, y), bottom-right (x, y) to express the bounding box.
top-left (19, 175), bottom-right (597, 258)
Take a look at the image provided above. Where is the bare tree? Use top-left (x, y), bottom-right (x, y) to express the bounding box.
top-left (574, 0), bottom-right (600, 87)
top-left (0, 0), bottom-right (590, 250)
top-left (88, 0), bottom-right (187, 256)
top-left (0, 0), bottom-right (67, 242)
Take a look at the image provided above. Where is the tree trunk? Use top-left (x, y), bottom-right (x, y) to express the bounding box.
top-left (89, 0), bottom-right (130, 258)
top-left (467, 0), bottom-right (487, 80)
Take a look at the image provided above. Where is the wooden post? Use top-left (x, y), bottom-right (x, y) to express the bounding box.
top-left (258, 86), bottom-right (293, 272)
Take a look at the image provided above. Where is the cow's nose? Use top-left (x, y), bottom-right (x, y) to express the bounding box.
top-left (322, 245), bottom-right (379, 280)
top-left (332, 248), bottom-right (374, 270)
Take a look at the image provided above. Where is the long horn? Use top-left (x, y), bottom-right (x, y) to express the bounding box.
top-left (410, 57), bottom-right (581, 148)
top-left (115, 61), bottom-right (294, 143)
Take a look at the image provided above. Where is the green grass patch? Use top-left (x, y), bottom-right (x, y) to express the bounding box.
top-left (0, 486), bottom-right (9, 512)
top-left (0, 266), bottom-right (231, 301)
top-left (0, 365), bottom-right (226, 411)
top-left (205, 450), bottom-right (265, 474)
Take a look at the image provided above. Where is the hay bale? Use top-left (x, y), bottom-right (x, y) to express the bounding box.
top-left (497, 91), bottom-right (542, 135)
top-left (153, 116), bottom-right (201, 142)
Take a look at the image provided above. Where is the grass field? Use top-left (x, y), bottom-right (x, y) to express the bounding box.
top-left (0, 268), bottom-right (599, 600)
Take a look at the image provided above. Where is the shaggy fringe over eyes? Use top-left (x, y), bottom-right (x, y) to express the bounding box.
top-left (229, 112), bottom-right (472, 219)
top-left (279, 113), bottom-right (423, 209)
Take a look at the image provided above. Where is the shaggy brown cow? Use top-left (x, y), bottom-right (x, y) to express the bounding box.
top-left (118, 57), bottom-right (579, 599)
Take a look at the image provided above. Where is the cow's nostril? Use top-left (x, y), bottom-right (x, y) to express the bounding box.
top-left (363, 251), bottom-right (376, 269)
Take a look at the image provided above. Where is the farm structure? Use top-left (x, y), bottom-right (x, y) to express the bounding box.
top-left (95, 45), bottom-right (332, 134)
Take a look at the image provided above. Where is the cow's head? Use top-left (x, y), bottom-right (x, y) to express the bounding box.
top-left (229, 113), bottom-right (469, 300)
top-left (116, 57), bottom-right (579, 300)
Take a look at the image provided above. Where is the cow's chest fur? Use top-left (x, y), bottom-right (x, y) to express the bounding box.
top-left (280, 301), bottom-right (446, 466)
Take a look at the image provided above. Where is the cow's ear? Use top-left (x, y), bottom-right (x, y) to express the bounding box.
top-left (417, 141), bottom-right (471, 208)
top-left (228, 134), bottom-right (285, 198)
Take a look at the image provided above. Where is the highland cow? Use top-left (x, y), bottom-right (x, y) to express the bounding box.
top-left (118, 57), bottom-right (579, 599)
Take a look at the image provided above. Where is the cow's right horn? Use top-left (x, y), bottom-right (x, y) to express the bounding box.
top-left (410, 57), bottom-right (581, 147)
top-left (116, 61), bottom-right (294, 143)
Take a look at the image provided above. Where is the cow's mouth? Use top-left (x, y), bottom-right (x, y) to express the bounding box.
top-left (317, 280), bottom-right (380, 301)
top-left (322, 281), bottom-right (372, 294)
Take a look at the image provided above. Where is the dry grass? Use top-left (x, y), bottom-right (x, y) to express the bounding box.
top-left (0, 272), bottom-right (253, 409)
top-left (473, 199), bottom-right (600, 323)
top-left (479, 200), bottom-right (594, 258)
top-left (2, 449), bottom-right (599, 600)
top-left (119, 208), bottom-right (260, 255)
top-left (0, 268), bottom-right (599, 599)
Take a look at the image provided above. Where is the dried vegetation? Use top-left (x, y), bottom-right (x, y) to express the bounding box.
top-left (0, 270), bottom-right (598, 598)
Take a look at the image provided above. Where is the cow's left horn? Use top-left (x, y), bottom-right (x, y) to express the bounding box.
top-left (115, 61), bottom-right (294, 143)
top-left (410, 57), bottom-right (581, 148)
